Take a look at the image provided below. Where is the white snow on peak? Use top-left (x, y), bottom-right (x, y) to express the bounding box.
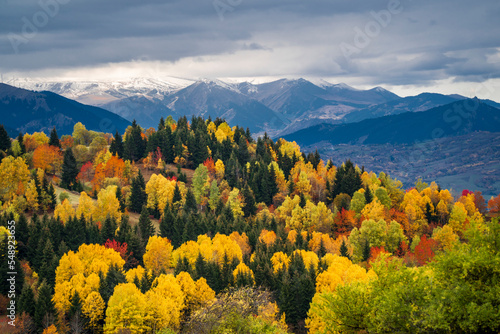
top-left (6, 77), bottom-right (196, 106)
top-left (310, 79), bottom-right (359, 91)
top-left (195, 78), bottom-right (241, 93)
top-left (331, 83), bottom-right (359, 91)
top-left (371, 86), bottom-right (388, 93)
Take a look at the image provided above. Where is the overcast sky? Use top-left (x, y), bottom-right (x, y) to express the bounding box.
top-left (1, 0), bottom-right (499, 98)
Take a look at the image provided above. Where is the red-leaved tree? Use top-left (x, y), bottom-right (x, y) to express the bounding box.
top-left (104, 239), bottom-right (137, 268)
top-left (413, 235), bottom-right (437, 266)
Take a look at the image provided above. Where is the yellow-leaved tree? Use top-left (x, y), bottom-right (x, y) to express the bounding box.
top-left (361, 198), bottom-right (386, 221)
top-left (104, 283), bottom-right (150, 334)
top-left (229, 231), bottom-right (251, 257)
top-left (232, 262), bottom-right (255, 285)
top-left (173, 234), bottom-right (243, 270)
top-left (93, 185), bottom-right (122, 222)
top-left (293, 249), bottom-right (319, 271)
top-left (270, 252), bottom-right (290, 273)
top-left (210, 233), bottom-right (243, 266)
top-left (171, 240), bottom-right (200, 270)
top-left (227, 188), bottom-right (244, 217)
top-left (215, 159), bottom-right (225, 181)
top-left (54, 244), bottom-right (124, 315)
top-left (258, 229), bottom-right (277, 247)
top-left (125, 265), bottom-right (146, 283)
top-left (143, 236), bottom-right (174, 276)
top-left (432, 224), bottom-right (459, 251)
top-left (277, 196), bottom-right (334, 231)
top-left (82, 291), bottom-right (106, 331)
top-left (76, 191), bottom-right (95, 222)
top-left (308, 232), bottom-right (339, 255)
top-left (277, 138), bottom-right (302, 160)
top-left (146, 173), bottom-right (178, 215)
top-left (145, 274), bottom-right (185, 331)
top-left (176, 271), bottom-right (215, 315)
top-left (25, 179), bottom-right (39, 212)
top-left (54, 199), bottom-right (75, 224)
top-left (448, 202), bottom-right (468, 234)
top-left (306, 255), bottom-right (377, 333)
top-left (42, 325), bottom-right (59, 334)
top-left (0, 156), bottom-right (30, 206)
top-left (215, 122), bottom-right (234, 142)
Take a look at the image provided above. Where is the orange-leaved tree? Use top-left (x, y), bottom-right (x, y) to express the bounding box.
top-left (488, 194), bottom-right (500, 218)
top-left (33, 144), bottom-right (63, 174)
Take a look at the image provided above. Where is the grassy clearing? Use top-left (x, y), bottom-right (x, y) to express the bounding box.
top-left (54, 185), bottom-right (84, 207)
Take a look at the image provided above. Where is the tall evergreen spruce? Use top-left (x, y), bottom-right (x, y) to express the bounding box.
top-left (191, 130), bottom-right (209, 166)
top-left (16, 213), bottom-right (29, 260)
top-left (138, 206), bottom-right (155, 246)
top-left (129, 170), bottom-right (147, 213)
top-left (340, 239), bottom-right (351, 260)
top-left (0, 124), bottom-right (11, 152)
top-left (182, 214), bottom-right (199, 243)
top-left (67, 291), bottom-right (86, 332)
top-left (34, 281), bottom-right (56, 330)
top-left (99, 265), bottom-right (127, 305)
top-left (237, 135), bottom-right (250, 165)
top-left (0, 235), bottom-right (24, 297)
top-left (362, 240), bottom-right (371, 262)
top-left (47, 183), bottom-right (57, 210)
top-left (365, 186), bottom-right (373, 204)
top-left (18, 284), bottom-right (36, 317)
top-left (160, 204), bottom-right (175, 239)
top-left (39, 239), bottom-right (57, 288)
top-left (242, 183), bottom-right (256, 217)
top-left (158, 117), bottom-right (165, 131)
top-left (61, 148), bottom-right (79, 190)
top-left (269, 164), bottom-right (279, 200)
top-left (116, 186), bottom-right (126, 212)
top-left (333, 160), bottom-right (362, 198)
top-left (172, 213), bottom-right (186, 248)
top-left (184, 188), bottom-right (197, 213)
top-left (172, 183), bottom-right (182, 205)
top-left (48, 127), bottom-right (61, 148)
top-left (101, 216), bottom-right (117, 243)
top-left (65, 216), bottom-right (87, 251)
top-left (17, 132), bottom-right (26, 155)
top-left (123, 120), bottom-right (146, 161)
top-left (110, 130), bottom-right (124, 158)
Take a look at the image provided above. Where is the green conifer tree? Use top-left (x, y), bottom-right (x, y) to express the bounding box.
top-left (129, 170), bottom-right (147, 213)
top-left (48, 127), bottom-right (61, 148)
top-left (34, 281), bottom-right (56, 330)
top-left (110, 130), bottom-right (124, 158)
top-left (17, 132), bottom-right (26, 155)
top-left (18, 284), bottom-right (36, 317)
top-left (0, 124), bottom-right (11, 152)
top-left (138, 206), bottom-right (155, 246)
top-left (183, 188), bottom-right (197, 213)
top-left (61, 148), bottom-right (78, 190)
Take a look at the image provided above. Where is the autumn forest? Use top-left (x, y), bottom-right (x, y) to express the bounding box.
top-left (0, 116), bottom-right (499, 334)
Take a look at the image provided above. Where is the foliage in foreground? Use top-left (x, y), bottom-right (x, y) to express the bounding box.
top-left (306, 219), bottom-right (500, 334)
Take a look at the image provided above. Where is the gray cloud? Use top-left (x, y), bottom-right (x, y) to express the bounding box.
top-left (0, 0), bottom-right (499, 96)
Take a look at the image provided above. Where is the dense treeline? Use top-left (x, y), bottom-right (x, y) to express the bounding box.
top-left (0, 117), bottom-right (499, 334)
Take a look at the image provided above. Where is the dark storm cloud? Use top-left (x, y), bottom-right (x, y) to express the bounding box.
top-left (0, 0), bottom-right (499, 89)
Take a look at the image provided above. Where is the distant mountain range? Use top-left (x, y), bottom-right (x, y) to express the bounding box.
top-left (9, 77), bottom-right (496, 137)
top-left (7, 77), bottom-right (402, 134)
top-left (282, 99), bottom-right (500, 146)
top-left (0, 83), bottom-right (131, 136)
